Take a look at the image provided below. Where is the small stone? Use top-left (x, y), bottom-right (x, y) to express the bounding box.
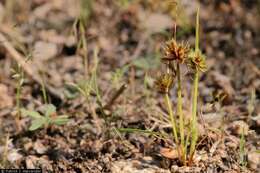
top-left (26, 156), bottom-right (52, 170)
top-left (26, 156), bottom-right (36, 169)
top-left (229, 120), bottom-right (249, 136)
top-left (143, 13), bottom-right (172, 34)
top-left (7, 150), bottom-right (23, 163)
top-left (33, 140), bottom-right (47, 154)
top-left (247, 151), bottom-right (260, 170)
top-left (143, 156), bottom-right (153, 162)
top-left (0, 84), bottom-right (13, 109)
top-left (160, 147), bottom-right (179, 159)
top-left (225, 135), bottom-right (239, 149)
top-left (111, 160), bottom-right (170, 173)
top-left (34, 41), bottom-right (58, 61)
top-left (24, 142), bottom-right (33, 151)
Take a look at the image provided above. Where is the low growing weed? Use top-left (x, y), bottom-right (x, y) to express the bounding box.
top-left (11, 63), bottom-right (24, 131)
top-left (21, 104), bottom-right (69, 131)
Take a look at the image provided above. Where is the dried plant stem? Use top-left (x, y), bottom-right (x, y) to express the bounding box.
top-left (39, 71), bottom-right (48, 104)
top-left (15, 79), bottom-right (22, 132)
top-left (239, 127), bottom-right (247, 167)
top-left (177, 63), bottom-right (185, 164)
top-left (103, 84), bottom-right (127, 110)
top-left (78, 17), bottom-right (88, 77)
top-left (2, 134), bottom-right (9, 167)
top-left (0, 32), bottom-right (64, 100)
top-left (16, 79), bottom-right (21, 113)
top-left (164, 93), bottom-right (178, 144)
top-left (15, 79), bottom-right (22, 129)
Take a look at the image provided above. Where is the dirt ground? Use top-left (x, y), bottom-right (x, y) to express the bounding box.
top-left (0, 0), bottom-right (259, 173)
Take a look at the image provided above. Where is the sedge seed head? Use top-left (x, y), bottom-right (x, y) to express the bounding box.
top-left (155, 73), bottom-right (175, 93)
top-left (162, 39), bottom-right (190, 64)
top-left (188, 50), bottom-right (207, 72)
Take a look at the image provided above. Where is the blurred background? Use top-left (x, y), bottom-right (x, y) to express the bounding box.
top-left (0, 0), bottom-right (259, 171)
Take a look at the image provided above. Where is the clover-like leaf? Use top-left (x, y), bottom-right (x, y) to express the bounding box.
top-left (51, 115), bottom-right (69, 125)
top-left (21, 109), bottom-right (42, 119)
top-left (44, 104), bottom-right (56, 117)
top-left (29, 118), bottom-right (46, 131)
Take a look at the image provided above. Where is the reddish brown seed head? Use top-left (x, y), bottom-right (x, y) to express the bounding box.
top-left (162, 39), bottom-right (190, 64)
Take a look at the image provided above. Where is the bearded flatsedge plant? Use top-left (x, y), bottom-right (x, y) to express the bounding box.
top-left (161, 35), bottom-right (190, 164)
top-left (188, 7), bottom-right (207, 165)
top-left (155, 73), bottom-right (178, 145)
top-left (118, 6), bottom-right (206, 166)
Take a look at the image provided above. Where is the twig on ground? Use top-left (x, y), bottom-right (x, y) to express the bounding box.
top-left (103, 84), bottom-right (127, 110)
top-left (0, 32), bottom-right (64, 101)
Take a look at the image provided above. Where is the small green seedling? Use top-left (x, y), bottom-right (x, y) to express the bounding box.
top-left (69, 47), bottom-right (102, 102)
top-left (112, 64), bottom-right (130, 89)
top-left (21, 104), bottom-right (69, 131)
top-left (247, 88), bottom-right (256, 122)
top-left (239, 128), bottom-right (247, 168)
top-left (68, 47), bottom-right (107, 119)
top-left (11, 63), bottom-right (24, 131)
top-left (11, 64), bottom-right (24, 114)
top-left (73, 0), bottom-right (92, 77)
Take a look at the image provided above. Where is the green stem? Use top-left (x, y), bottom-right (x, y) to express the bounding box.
top-left (189, 6), bottom-right (200, 162)
top-left (41, 77), bottom-right (48, 104)
top-left (15, 80), bottom-right (22, 132)
top-left (195, 7), bottom-right (200, 51)
top-left (177, 63), bottom-right (185, 163)
top-left (81, 29), bottom-right (88, 77)
top-left (16, 81), bottom-right (21, 114)
top-left (185, 131), bottom-right (191, 154)
top-left (189, 71), bottom-right (199, 158)
top-left (164, 93), bottom-right (178, 144)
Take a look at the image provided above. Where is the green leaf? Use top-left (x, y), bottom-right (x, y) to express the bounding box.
top-left (112, 65), bottom-right (129, 81)
top-left (29, 118), bottom-right (46, 131)
top-left (52, 115), bottom-right (69, 125)
top-left (74, 80), bottom-right (93, 97)
top-left (12, 74), bottom-right (20, 79)
top-left (44, 104), bottom-right (56, 117)
top-left (20, 78), bottom-right (24, 86)
top-left (21, 109), bottom-right (42, 119)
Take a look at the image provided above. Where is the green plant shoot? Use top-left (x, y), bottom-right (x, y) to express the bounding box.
top-left (21, 104), bottom-right (69, 131)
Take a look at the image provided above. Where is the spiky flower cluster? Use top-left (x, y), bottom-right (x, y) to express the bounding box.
top-left (188, 50), bottom-right (207, 72)
top-left (162, 39), bottom-right (190, 64)
top-left (155, 38), bottom-right (207, 93)
top-left (155, 73), bottom-right (174, 93)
